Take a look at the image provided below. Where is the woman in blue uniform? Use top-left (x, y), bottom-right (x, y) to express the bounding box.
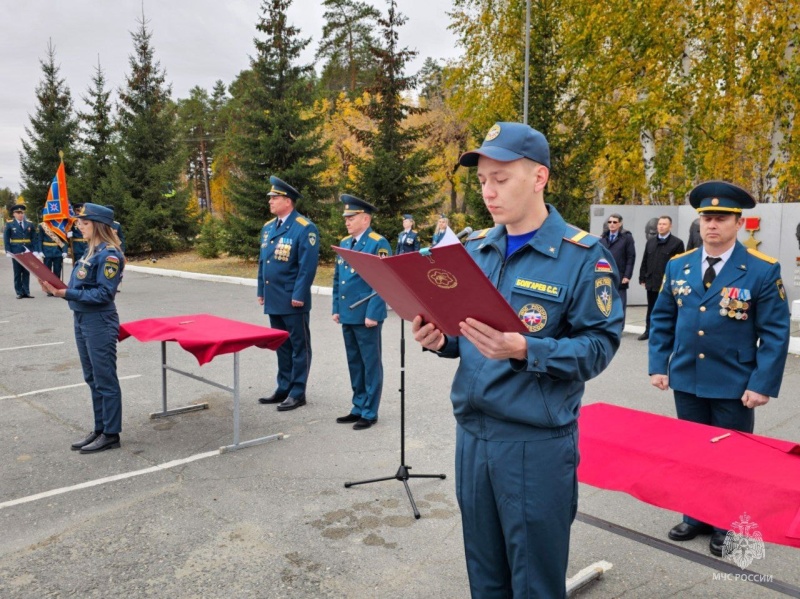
top-left (40, 203), bottom-right (125, 453)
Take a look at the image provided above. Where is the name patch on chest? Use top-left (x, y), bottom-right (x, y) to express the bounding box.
top-left (514, 278), bottom-right (563, 300)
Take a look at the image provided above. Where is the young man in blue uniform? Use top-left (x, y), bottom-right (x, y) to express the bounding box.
top-left (4, 201), bottom-right (36, 298)
top-left (649, 181), bottom-right (790, 556)
top-left (257, 176), bottom-right (320, 412)
top-left (332, 195), bottom-right (392, 430)
top-left (395, 214), bottom-right (419, 254)
top-left (412, 122), bottom-right (624, 598)
top-left (35, 209), bottom-right (69, 285)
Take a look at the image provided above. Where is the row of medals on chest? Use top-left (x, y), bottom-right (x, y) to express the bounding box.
top-left (674, 281), bottom-right (751, 320)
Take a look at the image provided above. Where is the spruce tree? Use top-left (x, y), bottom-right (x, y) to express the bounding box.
top-left (101, 16), bottom-right (195, 253)
top-left (71, 61), bottom-right (114, 205)
top-left (224, 0), bottom-right (330, 259)
top-left (349, 0), bottom-right (435, 243)
top-left (316, 0), bottom-right (381, 96)
top-left (19, 41), bottom-right (78, 216)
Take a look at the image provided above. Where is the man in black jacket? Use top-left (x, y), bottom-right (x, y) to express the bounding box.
top-left (599, 213), bottom-right (636, 316)
top-left (638, 215), bottom-right (685, 340)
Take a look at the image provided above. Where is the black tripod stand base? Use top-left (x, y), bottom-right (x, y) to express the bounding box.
top-left (344, 465), bottom-right (446, 519)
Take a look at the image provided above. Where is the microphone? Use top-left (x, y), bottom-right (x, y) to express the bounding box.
top-left (456, 226), bottom-right (473, 240)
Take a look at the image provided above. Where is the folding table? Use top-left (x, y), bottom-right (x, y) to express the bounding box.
top-left (119, 313), bottom-right (289, 453)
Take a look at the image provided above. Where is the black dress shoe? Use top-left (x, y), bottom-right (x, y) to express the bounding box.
top-left (710, 531), bottom-right (728, 557)
top-left (336, 413), bottom-right (361, 424)
top-left (668, 521), bottom-right (713, 541)
top-left (25, 294), bottom-right (34, 298)
top-left (353, 418), bottom-right (377, 430)
top-left (277, 396), bottom-right (306, 411)
top-left (79, 433), bottom-right (121, 453)
top-left (16, 295), bottom-right (23, 299)
top-left (258, 392), bottom-right (288, 404)
top-left (637, 331), bottom-right (649, 340)
top-left (71, 431), bottom-right (102, 450)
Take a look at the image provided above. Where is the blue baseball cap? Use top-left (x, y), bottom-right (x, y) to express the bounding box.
top-left (77, 203), bottom-right (115, 226)
top-left (689, 181), bottom-right (755, 215)
top-left (341, 194), bottom-right (376, 216)
top-left (459, 122), bottom-right (550, 169)
top-left (268, 176), bottom-right (301, 202)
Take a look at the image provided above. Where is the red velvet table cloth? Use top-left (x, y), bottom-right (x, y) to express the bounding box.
top-left (578, 402), bottom-right (800, 548)
top-left (119, 314), bottom-right (288, 365)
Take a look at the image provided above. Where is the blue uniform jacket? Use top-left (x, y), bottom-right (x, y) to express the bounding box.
top-left (4, 219), bottom-right (36, 253)
top-left (649, 243), bottom-right (790, 399)
top-left (35, 223), bottom-right (67, 258)
top-left (332, 227), bottom-right (392, 324)
top-left (71, 228), bottom-right (88, 260)
top-left (112, 221), bottom-right (126, 253)
top-left (257, 210), bottom-right (320, 315)
top-left (436, 205), bottom-right (624, 441)
top-left (396, 229), bottom-right (420, 254)
top-left (64, 243), bottom-right (124, 312)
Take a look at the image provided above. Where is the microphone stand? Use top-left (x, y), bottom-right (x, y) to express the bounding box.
top-left (343, 291), bottom-right (446, 519)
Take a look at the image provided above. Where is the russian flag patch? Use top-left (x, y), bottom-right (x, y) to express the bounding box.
top-left (595, 259), bottom-right (613, 273)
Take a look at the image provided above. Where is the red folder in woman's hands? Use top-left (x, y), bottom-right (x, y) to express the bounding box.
top-left (11, 251), bottom-right (67, 290)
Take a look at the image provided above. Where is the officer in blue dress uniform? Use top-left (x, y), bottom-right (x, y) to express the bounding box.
top-left (395, 214), bottom-right (420, 254)
top-left (332, 195), bottom-right (392, 430)
top-left (257, 176), bottom-right (320, 411)
top-left (105, 205), bottom-right (126, 252)
top-left (4, 201), bottom-right (36, 298)
top-left (40, 203), bottom-right (125, 453)
top-left (649, 181), bottom-right (790, 556)
top-left (35, 210), bottom-right (68, 284)
top-left (70, 203), bottom-right (89, 261)
top-left (412, 122), bottom-right (623, 598)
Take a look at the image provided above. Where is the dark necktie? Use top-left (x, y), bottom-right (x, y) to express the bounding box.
top-left (703, 257), bottom-right (722, 289)
top-left (610, 234), bottom-right (616, 243)
top-left (276, 219), bottom-right (283, 229)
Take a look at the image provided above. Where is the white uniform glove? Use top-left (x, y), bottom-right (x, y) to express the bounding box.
top-left (62, 253), bottom-right (68, 259)
top-left (35, 252), bottom-right (44, 259)
top-left (5, 252), bottom-right (12, 258)
top-left (67, 231), bottom-right (73, 238)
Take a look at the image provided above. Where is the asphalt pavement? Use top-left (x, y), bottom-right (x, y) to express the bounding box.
top-left (1, 258), bottom-right (799, 598)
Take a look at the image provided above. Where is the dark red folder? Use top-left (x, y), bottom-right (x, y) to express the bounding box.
top-left (333, 243), bottom-right (527, 336)
top-left (11, 251), bottom-right (67, 290)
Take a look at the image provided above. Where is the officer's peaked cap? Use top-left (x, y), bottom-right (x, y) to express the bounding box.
top-left (689, 181), bottom-right (755, 215)
top-left (459, 122), bottom-right (551, 169)
top-left (11, 203), bottom-right (26, 212)
top-left (402, 214), bottom-right (414, 220)
top-left (77, 203), bottom-right (115, 226)
top-left (268, 176), bottom-right (301, 202)
top-left (340, 194), bottom-right (376, 216)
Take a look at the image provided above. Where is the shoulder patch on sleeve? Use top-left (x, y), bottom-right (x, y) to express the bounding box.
top-left (466, 228), bottom-right (490, 242)
top-left (747, 248), bottom-right (778, 264)
top-left (563, 224), bottom-right (599, 248)
top-left (368, 231), bottom-right (383, 241)
top-left (669, 248), bottom-right (699, 261)
top-left (295, 216), bottom-right (309, 227)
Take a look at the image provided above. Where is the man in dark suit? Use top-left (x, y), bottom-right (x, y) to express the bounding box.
top-left (3, 201), bottom-right (36, 298)
top-left (332, 195), bottom-right (392, 430)
top-left (638, 215), bottom-right (685, 340)
top-left (256, 176), bottom-right (320, 412)
top-left (599, 213), bottom-right (635, 316)
top-left (649, 181), bottom-right (790, 557)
